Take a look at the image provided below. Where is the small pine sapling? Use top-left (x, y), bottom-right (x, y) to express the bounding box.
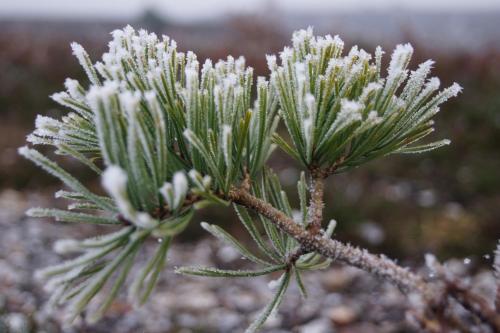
top-left (21, 25), bottom-right (500, 332)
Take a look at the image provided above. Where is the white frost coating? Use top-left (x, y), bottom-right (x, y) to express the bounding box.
top-left (144, 90), bottom-right (156, 104)
top-left (329, 99), bottom-right (363, 133)
top-left (64, 78), bottom-right (84, 100)
top-left (17, 146), bottom-right (30, 159)
top-left (172, 171), bottom-right (188, 209)
top-left (134, 212), bottom-right (158, 229)
top-left (111, 28), bottom-right (124, 40)
top-left (119, 90), bottom-right (141, 116)
top-left (305, 93), bottom-right (315, 116)
top-left (444, 82), bottom-right (463, 98)
top-left (70, 42), bottom-right (86, 60)
top-left (50, 91), bottom-right (72, 108)
top-left (295, 62), bottom-right (306, 79)
top-left (201, 58), bottom-right (213, 76)
top-left (279, 47), bottom-right (293, 63)
top-left (292, 27), bottom-right (313, 49)
top-left (375, 46), bottom-right (384, 74)
top-left (53, 239), bottom-right (81, 254)
top-left (185, 68), bottom-right (199, 91)
top-left (223, 73), bottom-right (238, 89)
top-left (421, 83), bottom-right (462, 112)
top-left (102, 166), bottom-right (157, 228)
top-left (186, 51), bottom-right (198, 70)
top-left (256, 76), bottom-right (268, 92)
top-left (402, 60), bottom-right (434, 98)
top-left (266, 54), bottom-right (277, 71)
top-left (26, 134), bottom-right (48, 145)
top-left (86, 81), bottom-right (119, 111)
top-left (102, 166), bottom-right (132, 219)
top-left (407, 77), bottom-right (441, 110)
top-left (303, 116), bottom-right (313, 138)
top-left (102, 165), bottom-right (127, 199)
top-left (360, 82), bottom-right (382, 103)
top-left (341, 99), bottom-right (364, 117)
top-left (202, 175), bottom-right (212, 189)
top-left (159, 182), bottom-right (174, 208)
top-left (427, 77), bottom-right (441, 91)
top-left (235, 56), bottom-right (246, 72)
top-left (366, 110), bottom-right (382, 125)
top-left (34, 115), bottom-right (61, 136)
top-left (188, 169), bottom-right (207, 190)
top-left (388, 43), bottom-right (413, 75)
top-left (160, 171), bottom-right (188, 211)
top-left (222, 125), bottom-right (232, 167)
top-left (70, 42), bottom-right (99, 86)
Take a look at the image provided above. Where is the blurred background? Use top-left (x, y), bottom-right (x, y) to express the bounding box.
top-left (0, 1), bottom-right (499, 332)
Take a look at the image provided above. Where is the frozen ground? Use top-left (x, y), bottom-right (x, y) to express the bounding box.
top-left (0, 189), bottom-right (496, 333)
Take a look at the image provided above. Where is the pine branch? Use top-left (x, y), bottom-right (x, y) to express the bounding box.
top-left (426, 254), bottom-right (500, 332)
top-left (287, 171), bottom-right (325, 266)
top-left (305, 173), bottom-right (325, 234)
top-left (19, 25), bottom-right (476, 331)
top-left (228, 187), bottom-right (428, 294)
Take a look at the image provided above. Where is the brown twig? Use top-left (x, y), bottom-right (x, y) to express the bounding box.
top-left (427, 254), bottom-right (500, 332)
top-left (305, 172), bottom-right (325, 235)
top-left (228, 187), bottom-right (429, 294)
top-left (287, 170), bottom-right (325, 266)
top-left (445, 278), bottom-right (500, 332)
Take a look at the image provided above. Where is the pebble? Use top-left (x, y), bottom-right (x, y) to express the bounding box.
top-left (4, 313), bottom-right (32, 333)
top-left (175, 290), bottom-right (218, 311)
top-left (327, 305), bottom-right (358, 326)
top-left (298, 318), bottom-right (333, 333)
top-left (320, 268), bottom-right (355, 291)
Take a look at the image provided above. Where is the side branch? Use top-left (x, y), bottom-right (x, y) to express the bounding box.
top-left (288, 173), bottom-right (324, 266)
top-left (306, 175), bottom-right (324, 234)
top-left (228, 188), bottom-right (429, 294)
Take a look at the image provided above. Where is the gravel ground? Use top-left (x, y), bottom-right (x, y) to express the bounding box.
top-left (0, 189), bottom-right (496, 333)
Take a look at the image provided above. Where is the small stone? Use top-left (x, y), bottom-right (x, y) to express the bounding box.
top-left (327, 305), bottom-right (358, 326)
top-left (217, 245), bottom-right (239, 263)
top-left (207, 309), bottom-right (241, 331)
top-left (320, 268), bottom-right (354, 292)
top-left (226, 290), bottom-right (256, 311)
top-left (175, 290), bottom-right (218, 311)
top-left (298, 318), bottom-right (332, 333)
top-left (5, 313), bottom-right (32, 333)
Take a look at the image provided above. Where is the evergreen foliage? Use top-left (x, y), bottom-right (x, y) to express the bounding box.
top-left (20, 25), bottom-right (462, 331)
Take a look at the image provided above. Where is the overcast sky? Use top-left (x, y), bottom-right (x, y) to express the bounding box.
top-left (2, 0), bottom-right (500, 21)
